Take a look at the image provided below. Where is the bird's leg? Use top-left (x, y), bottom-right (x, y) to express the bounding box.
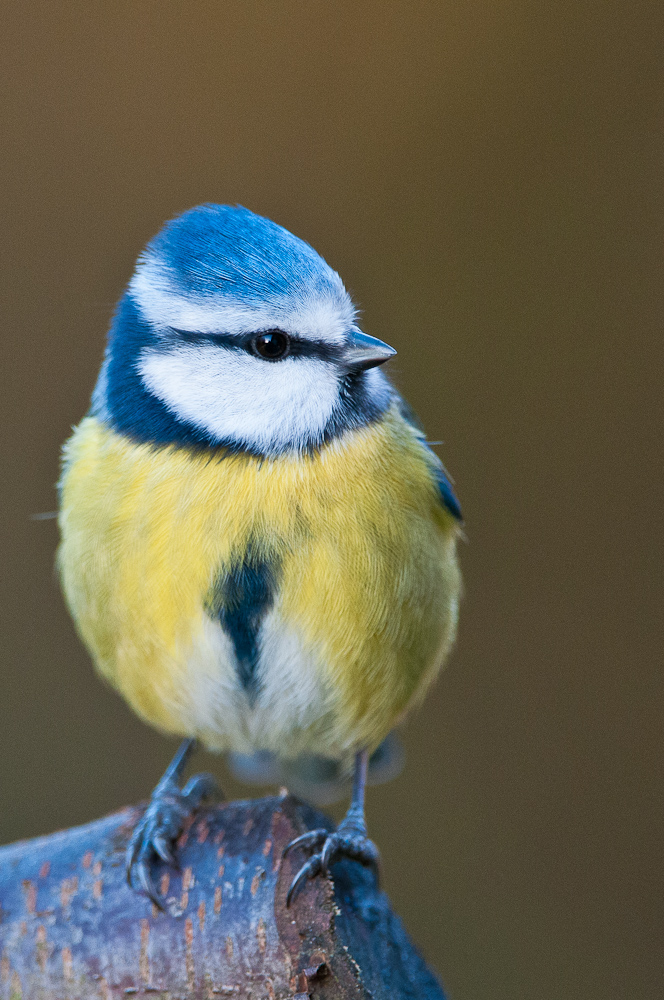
top-left (126, 738), bottom-right (219, 908)
top-left (284, 748), bottom-right (380, 906)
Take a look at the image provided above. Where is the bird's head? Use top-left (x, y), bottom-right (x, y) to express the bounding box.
top-left (94, 204), bottom-right (396, 456)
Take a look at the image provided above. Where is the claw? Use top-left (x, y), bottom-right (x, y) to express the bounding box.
top-left (182, 772), bottom-right (218, 803)
top-left (286, 854), bottom-right (323, 906)
top-left (283, 828), bottom-right (326, 857)
top-left (284, 825), bottom-right (379, 907)
top-left (285, 749), bottom-right (379, 907)
top-left (320, 835), bottom-right (336, 871)
top-left (153, 835), bottom-right (175, 865)
top-left (136, 860), bottom-right (162, 911)
top-left (126, 831), bottom-right (143, 887)
top-left (125, 748), bottom-right (221, 906)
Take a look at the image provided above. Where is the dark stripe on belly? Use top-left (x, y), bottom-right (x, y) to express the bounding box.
top-left (205, 554), bottom-right (279, 701)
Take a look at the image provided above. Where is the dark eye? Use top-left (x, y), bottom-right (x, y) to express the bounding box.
top-left (251, 330), bottom-right (290, 361)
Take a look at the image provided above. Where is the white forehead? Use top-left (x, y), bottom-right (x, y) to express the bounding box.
top-left (129, 257), bottom-right (357, 345)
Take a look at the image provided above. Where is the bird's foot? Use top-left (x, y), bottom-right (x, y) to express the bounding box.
top-left (126, 771), bottom-right (218, 908)
top-left (283, 816), bottom-right (380, 906)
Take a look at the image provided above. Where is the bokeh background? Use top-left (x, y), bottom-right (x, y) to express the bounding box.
top-left (1, 2), bottom-right (661, 998)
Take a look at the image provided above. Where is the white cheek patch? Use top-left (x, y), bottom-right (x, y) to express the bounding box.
top-left (138, 342), bottom-right (341, 453)
top-left (130, 261), bottom-right (355, 345)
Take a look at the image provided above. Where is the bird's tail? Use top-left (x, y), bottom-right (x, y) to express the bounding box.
top-left (227, 732), bottom-right (405, 805)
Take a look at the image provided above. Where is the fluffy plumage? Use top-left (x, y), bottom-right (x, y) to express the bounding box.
top-left (58, 405), bottom-right (460, 761)
top-left (58, 204), bottom-right (462, 778)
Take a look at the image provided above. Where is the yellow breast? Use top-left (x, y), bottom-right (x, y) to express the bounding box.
top-left (58, 405), bottom-right (461, 758)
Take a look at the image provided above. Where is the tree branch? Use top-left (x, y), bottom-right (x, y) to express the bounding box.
top-left (0, 794), bottom-right (445, 999)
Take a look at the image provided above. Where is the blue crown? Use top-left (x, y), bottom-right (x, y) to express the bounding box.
top-left (139, 204), bottom-right (345, 306)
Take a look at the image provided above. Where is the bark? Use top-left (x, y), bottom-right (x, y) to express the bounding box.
top-left (0, 793), bottom-right (446, 999)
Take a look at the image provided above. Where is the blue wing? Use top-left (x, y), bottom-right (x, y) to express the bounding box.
top-left (434, 463), bottom-right (463, 521)
top-left (398, 398), bottom-right (463, 521)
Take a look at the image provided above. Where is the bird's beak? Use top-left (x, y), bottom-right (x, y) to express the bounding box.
top-left (342, 330), bottom-right (397, 371)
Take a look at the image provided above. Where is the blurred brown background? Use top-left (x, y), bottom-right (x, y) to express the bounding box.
top-left (1, 2), bottom-right (661, 997)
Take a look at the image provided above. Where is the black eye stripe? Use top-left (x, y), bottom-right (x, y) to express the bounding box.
top-left (169, 327), bottom-right (339, 363)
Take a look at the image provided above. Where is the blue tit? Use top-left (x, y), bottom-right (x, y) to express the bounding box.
top-left (57, 204), bottom-right (462, 906)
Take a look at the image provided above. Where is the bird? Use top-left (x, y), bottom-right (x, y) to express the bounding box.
top-left (57, 203), bottom-right (462, 907)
